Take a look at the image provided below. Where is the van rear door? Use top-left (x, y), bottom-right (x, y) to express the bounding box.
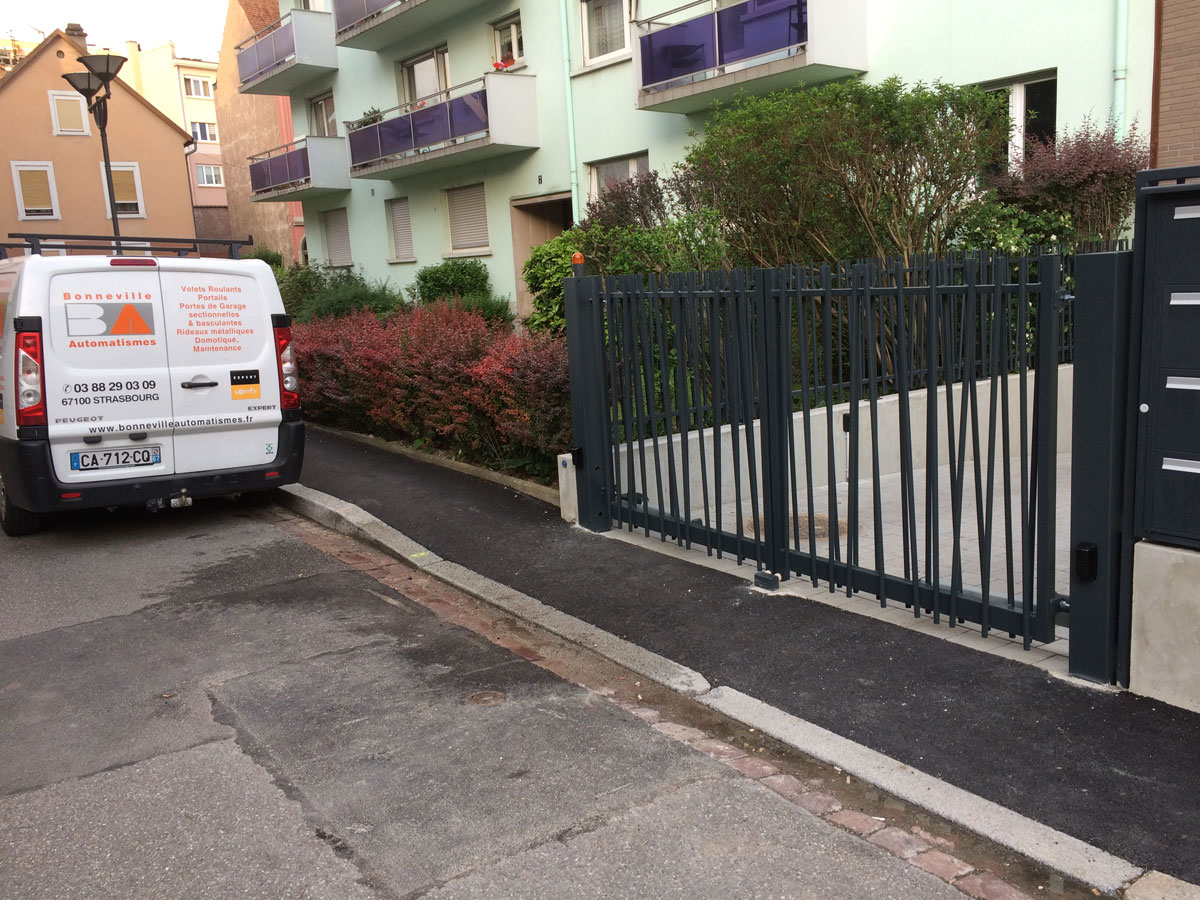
top-left (45, 266), bottom-right (176, 484)
top-left (158, 266), bottom-right (283, 473)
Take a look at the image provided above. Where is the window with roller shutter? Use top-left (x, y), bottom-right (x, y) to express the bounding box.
top-left (322, 208), bottom-right (353, 266)
top-left (99, 162), bottom-right (145, 218)
top-left (10, 162), bottom-right (59, 220)
top-left (388, 198), bottom-right (415, 261)
top-left (48, 91), bottom-right (89, 136)
top-left (446, 184), bottom-right (488, 251)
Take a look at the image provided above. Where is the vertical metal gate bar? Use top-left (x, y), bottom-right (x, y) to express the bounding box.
top-left (893, 261), bottom-right (921, 613)
top-left (603, 282), bottom-right (623, 527)
top-left (710, 278), bottom-right (725, 556)
top-left (784, 273), bottom-right (803, 567)
top-left (847, 265), bottom-right (863, 596)
top-left (1033, 254), bottom-right (1063, 645)
top-left (757, 267), bottom-right (790, 581)
top-left (966, 261), bottom-right (989, 629)
top-left (1018, 258), bottom-right (1034, 644)
top-left (617, 285), bottom-right (639, 534)
top-left (672, 275), bottom-right (694, 548)
top-left (796, 273), bottom-right (820, 582)
top-left (687, 272), bottom-right (713, 553)
top-left (726, 284), bottom-right (748, 564)
top-left (1000, 266), bottom-right (1017, 613)
top-left (627, 277), bottom-right (653, 537)
top-left (822, 265), bottom-right (842, 588)
top-left (738, 273), bottom-right (764, 568)
top-left (651, 277), bottom-right (680, 541)
top-left (644, 277), bottom-right (670, 540)
top-left (865, 274), bottom-right (886, 603)
top-left (925, 263), bottom-right (942, 622)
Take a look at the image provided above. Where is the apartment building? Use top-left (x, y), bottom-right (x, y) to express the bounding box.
top-left (120, 41), bottom-right (232, 250)
top-left (231, 0), bottom-right (1153, 316)
top-left (0, 28), bottom-right (196, 250)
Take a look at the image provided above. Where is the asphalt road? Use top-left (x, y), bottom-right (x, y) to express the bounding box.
top-left (0, 499), bottom-right (970, 900)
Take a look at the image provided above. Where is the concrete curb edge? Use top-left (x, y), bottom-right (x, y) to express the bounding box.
top-left (699, 686), bottom-right (1144, 894)
top-left (278, 484), bottom-right (709, 697)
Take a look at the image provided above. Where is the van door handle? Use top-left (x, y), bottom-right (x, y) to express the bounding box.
top-left (181, 379), bottom-right (219, 389)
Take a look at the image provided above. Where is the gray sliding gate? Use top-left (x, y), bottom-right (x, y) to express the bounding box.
top-left (567, 253), bottom-right (1070, 648)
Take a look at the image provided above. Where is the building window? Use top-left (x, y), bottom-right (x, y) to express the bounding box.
top-left (322, 208), bottom-right (352, 266)
top-left (991, 73), bottom-right (1057, 168)
top-left (183, 77), bottom-right (212, 98)
top-left (310, 92), bottom-right (337, 137)
top-left (590, 151), bottom-right (649, 197)
top-left (196, 164), bottom-right (224, 186)
top-left (400, 47), bottom-right (449, 105)
top-left (493, 15), bottom-right (523, 67)
top-left (582, 0), bottom-right (628, 63)
top-left (48, 91), bottom-right (89, 136)
top-left (388, 197), bottom-right (415, 261)
top-left (191, 121), bottom-right (219, 142)
top-left (446, 184), bottom-right (488, 251)
top-left (100, 162), bottom-right (146, 218)
top-left (11, 161), bottom-right (60, 220)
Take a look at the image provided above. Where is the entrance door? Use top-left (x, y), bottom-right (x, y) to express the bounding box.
top-left (510, 194), bottom-right (573, 320)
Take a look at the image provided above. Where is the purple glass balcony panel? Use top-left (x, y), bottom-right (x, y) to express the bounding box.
top-left (410, 105), bottom-right (452, 150)
top-left (377, 116), bottom-right (415, 158)
top-left (237, 20), bottom-right (296, 84)
top-left (640, 16), bottom-right (716, 87)
top-left (251, 147), bottom-right (312, 193)
top-left (717, 0), bottom-right (805, 65)
top-left (448, 90), bottom-right (488, 139)
top-left (349, 125), bottom-right (384, 165)
top-left (333, 0), bottom-right (393, 31)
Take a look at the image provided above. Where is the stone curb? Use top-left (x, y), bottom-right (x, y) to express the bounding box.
top-left (278, 484), bottom-right (710, 697)
top-left (698, 686), bottom-right (1144, 894)
top-left (308, 424), bottom-right (560, 506)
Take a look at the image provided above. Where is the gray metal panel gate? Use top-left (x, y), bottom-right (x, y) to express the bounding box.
top-left (567, 253), bottom-right (1068, 647)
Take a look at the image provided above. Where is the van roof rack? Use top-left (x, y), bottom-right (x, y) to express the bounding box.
top-left (2, 233), bottom-right (255, 260)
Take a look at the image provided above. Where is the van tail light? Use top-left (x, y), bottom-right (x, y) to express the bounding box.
top-left (273, 325), bottom-right (301, 411)
top-left (16, 331), bottom-right (47, 426)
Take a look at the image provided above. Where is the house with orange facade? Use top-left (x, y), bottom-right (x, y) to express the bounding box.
top-left (0, 26), bottom-right (196, 254)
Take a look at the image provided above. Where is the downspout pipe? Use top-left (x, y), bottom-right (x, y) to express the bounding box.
top-left (1113, 0), bottom-right (1129, 136)
top-left (559, 0), bottom-right (582, 221)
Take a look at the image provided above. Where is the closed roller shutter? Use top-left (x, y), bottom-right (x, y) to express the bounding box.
top-left (54, 96), bottom-right (85, 133)
top-left (18, 168), bottom-right (54, 216)
top-left (447, 183), bottom-right (488, 250)
top-left (112, 169), bottom-right (141, 214)
top-left (322, 207), bottom-right (352, 266)
top-left (389, 197), bottom-right (414, 260)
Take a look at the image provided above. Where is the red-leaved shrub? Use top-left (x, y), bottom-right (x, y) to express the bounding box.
top-left (291, 303), bottom-right (571, 478)
top-left (469, 332), bottom-right (572, 459)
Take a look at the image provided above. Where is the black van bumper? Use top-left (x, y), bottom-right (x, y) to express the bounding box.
top-left (0, 421), bottom-right (304, 513)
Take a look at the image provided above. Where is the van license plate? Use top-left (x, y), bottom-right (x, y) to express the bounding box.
top-left (70, 446), bottom-right (162, 471)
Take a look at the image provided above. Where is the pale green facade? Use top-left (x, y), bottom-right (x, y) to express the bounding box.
top-left (240, 0), bottom-right (1153, 314)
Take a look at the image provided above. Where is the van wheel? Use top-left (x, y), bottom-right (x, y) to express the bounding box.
top-left (0, 483), bottom-right (43, 536)
top-left (237, 488), bottom-right (278, 507)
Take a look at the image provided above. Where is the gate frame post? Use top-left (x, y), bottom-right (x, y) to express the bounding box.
top-left (565, 273), bottom-right (613, 533)
top-left (754, 267), bottom-right (791, 587)
top-left (1069, 251), bottom-right (1135, 684)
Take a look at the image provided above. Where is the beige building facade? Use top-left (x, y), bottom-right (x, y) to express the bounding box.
top-left (0, 29), bottom-right (196, 251)
top-left (120, 40), bottom-right (232, 251)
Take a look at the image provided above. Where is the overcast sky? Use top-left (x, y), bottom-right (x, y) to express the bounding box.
top-left (7, 0), bottom-right (229, 62)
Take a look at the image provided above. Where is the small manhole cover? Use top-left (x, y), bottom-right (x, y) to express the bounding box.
top-left (467, 690), bottom-right (507, 706)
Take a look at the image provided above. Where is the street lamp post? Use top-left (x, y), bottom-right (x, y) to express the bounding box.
top-left (63, 54), bottom-right (127, 253)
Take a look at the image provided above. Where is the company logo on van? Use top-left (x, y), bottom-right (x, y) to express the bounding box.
top-left (66, 303), bottom-right (155, 337)
top-left (230, 369), bottom-right (261, 400)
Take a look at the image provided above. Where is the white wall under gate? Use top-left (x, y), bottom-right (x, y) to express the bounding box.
top-left (559, 365), bottom-right (1075, 526)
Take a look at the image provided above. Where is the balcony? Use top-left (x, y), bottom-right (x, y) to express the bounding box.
top-left (249, 137), bottom-right (350, 201)
top-left (347, 74), bottom-right (538, 179)
top-left (636, 0), bottom-right (866, 113)
top-left (236, 10), bottom-right (337, 95)
top-left (334, 0), bottom-right (495, 51)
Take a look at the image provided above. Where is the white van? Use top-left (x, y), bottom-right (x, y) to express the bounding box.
top-left (0, 253), bottom-right (304, 535)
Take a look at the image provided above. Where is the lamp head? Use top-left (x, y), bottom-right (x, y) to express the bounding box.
top-left (62, 70), bottom-right (104, 102)
top-left (78, 54), bottom-right (126, 84)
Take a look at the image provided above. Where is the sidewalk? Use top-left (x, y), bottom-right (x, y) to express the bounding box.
top-left (296, 427), bottom-right (1200, 890)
